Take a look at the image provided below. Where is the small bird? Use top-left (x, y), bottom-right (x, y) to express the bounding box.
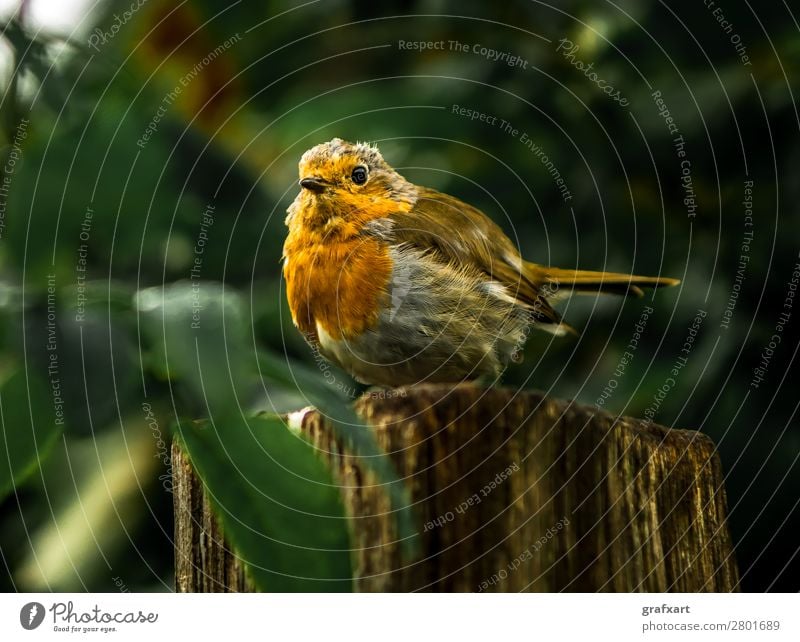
top-left (282, 138), bottom-right (679, 387)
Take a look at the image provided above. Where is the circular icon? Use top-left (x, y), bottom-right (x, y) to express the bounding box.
top-left (20, 602), bottom-right (45, 630)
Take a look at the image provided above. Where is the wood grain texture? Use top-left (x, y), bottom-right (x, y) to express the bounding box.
top-left (173, 384), bottom-right (739, 592)
top-left (173, 441), bottom-right (254, 592)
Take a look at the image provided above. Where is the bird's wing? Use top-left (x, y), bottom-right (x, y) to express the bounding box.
top-left (364, 186), bottom-right (566, 328)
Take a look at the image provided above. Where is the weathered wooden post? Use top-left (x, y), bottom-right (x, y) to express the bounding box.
top-left (173, 383), bottom-right (739, 592)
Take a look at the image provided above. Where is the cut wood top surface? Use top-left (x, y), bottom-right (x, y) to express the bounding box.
top-left (175, 383), bottom-right (738, 592)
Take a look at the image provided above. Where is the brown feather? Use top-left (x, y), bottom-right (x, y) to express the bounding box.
top-left (377, 187), bottom-right (566, 329)
top-left (530, 266), bottom-right (681, 298)
top-left (373, 187), bottom-right (678, 332)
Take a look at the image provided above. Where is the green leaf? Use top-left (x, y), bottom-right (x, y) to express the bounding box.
top-left (177, 414), bottom-right (352, 591)
top-left (0, 372), bottom-right (63, 500)
top-left (135, 281), bottom-right (250, 416)
top-left (257, 351), bottom-right (421, 558)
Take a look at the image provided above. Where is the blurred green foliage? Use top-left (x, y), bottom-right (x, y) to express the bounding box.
top-left (0, 0), bottom-right (798, 591)
top-left (0, 373), bottom-right (61, 500)
top-left (178, 415), bottom-right (352, 591)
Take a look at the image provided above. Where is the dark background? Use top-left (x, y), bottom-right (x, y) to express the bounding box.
top-left (0, 0), bottom-right (797, 591)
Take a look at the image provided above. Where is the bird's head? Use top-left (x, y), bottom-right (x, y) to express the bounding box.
top-left (287, 138), bottom-right (416, 228)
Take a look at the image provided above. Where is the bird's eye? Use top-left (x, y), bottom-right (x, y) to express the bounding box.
top-left (351, 166), bottom-right (368, 185)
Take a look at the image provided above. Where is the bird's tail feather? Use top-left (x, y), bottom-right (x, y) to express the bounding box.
top-left (533, 266), bottom-right (680, 298)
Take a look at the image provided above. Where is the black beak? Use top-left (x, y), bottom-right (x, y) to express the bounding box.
top-left (299, 177), bottom-right (327, 193)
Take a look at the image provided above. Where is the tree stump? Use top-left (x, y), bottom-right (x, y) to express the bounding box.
top-left (173, 383), bottom-right (739, 592)
top-left (172, 442), bottom-right (254, 592)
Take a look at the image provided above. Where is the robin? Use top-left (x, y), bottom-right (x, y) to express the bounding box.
top-left (282, 138), bottom-right (679, 387)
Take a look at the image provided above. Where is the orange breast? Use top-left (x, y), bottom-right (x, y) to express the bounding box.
top-left (283, 232), bottom-right (392, 341)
